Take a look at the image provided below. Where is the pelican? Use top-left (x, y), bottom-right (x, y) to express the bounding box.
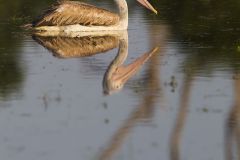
top-left (31, 0), bottom-right (157, 32)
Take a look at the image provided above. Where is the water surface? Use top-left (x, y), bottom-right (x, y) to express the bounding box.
top-left (0, 0), bottom-right (240, 160)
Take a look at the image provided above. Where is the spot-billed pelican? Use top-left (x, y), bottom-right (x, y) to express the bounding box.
top-left (31, 0), bottom-right (157, 32)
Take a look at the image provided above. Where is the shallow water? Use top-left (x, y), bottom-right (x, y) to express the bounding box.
top-left (0, 0), bottom-right (240, 160)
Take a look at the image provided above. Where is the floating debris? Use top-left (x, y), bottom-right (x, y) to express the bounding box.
top-left (164, 76), bottom-right (178, 92)
top-left (202, 107), bottom-right (208, 113)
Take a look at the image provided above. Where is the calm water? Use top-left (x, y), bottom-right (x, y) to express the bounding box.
top-left (0, 0), bottom-right (240, 160)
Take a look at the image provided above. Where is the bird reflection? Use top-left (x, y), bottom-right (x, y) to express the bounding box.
top-left (225, 75), bottom-right (240, 160)
top-left (32, 32), bottom-right (120, 58)
top-left (32, 31), bottom-right (157, 95)
top-left (99, 47), bottom-right (160, 160)
top-left (103, 31), bottom-right (159, 94)
top-left (99, 24), bottom-right (171, 159)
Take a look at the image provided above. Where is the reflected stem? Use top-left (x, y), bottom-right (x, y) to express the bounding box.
top-left (170, 76), bottom-right (193, 160)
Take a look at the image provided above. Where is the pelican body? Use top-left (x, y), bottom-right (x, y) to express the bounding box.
top-left (32, 0), bottom-right (157, 32)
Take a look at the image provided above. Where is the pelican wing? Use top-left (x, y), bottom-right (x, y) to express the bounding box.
top-left (33, 1), bottom-right (120, 27)
top-left (33, 35), bottom-right (119, 58)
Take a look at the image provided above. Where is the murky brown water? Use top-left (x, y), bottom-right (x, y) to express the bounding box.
top-left (0, 0), bottom-right (240, 160)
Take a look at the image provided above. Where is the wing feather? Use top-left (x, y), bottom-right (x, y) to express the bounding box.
top-left (33, 1), bottom-right (120, 27)
top-left (32, 35), bottom-right (119, 58)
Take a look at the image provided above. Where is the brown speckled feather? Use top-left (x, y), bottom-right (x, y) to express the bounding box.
top-left (32, 35), bottom-right (119, 58)
top-left (33, 1), bottom-right (120, 27)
